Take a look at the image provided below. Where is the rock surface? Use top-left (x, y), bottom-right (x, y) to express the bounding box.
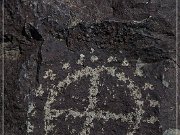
top-left (1, 0), bottom-right (180, 135)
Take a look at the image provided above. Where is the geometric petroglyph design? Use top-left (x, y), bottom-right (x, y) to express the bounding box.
top-left (44, 65), bottom-right (144, 135)
top-left (29, 53), bottom-right (159, 135)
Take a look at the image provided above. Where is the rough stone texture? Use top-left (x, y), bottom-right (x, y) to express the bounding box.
top-left (1, 0), bottom-right (180, 135)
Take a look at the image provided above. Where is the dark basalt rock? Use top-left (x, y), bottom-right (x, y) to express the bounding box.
top-left (1, 0), bottom-right (179, 135)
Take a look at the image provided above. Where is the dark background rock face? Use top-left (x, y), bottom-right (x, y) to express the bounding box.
top-left (1, 0), bottom-right (180, 135)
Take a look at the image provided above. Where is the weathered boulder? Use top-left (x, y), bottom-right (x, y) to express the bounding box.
top-left (1, 0), bottom-right (179, 134)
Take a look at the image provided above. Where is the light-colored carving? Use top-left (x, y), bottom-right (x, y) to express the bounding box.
top-left (28, 56), bottom-right (159, 135)
top-left (44, 65), bottom-right (146, 135)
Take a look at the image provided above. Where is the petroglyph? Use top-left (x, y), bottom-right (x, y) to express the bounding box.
top-left (29, 54), bottom-right (160, 135)
top-left (5, 1), bottom-right (176, 134)
top-left (44, 66), bottom-right (137, 134)
top-left (42, 60), bottom-right (157, 135)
